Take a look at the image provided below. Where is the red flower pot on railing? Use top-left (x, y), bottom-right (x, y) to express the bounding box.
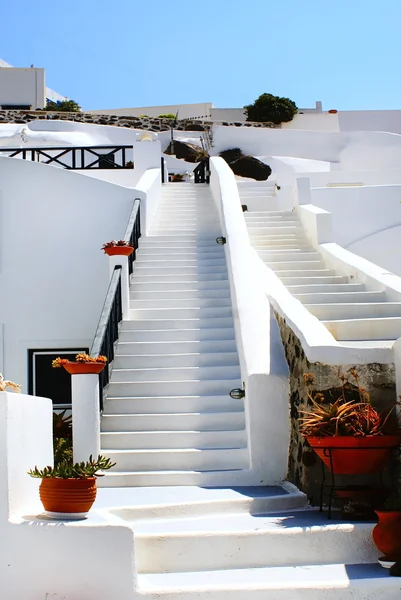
top-left (52, 354), bottom-right (107, 375)
top-left (102, 240), bottom-right (134, 257)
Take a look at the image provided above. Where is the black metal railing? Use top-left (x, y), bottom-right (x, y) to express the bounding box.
top-left (194, 157), bottom-right (210, 183)
top-left (123, 198), bottom-right (141, 275)
top-left (161, 156), bottom-right (166, 183)
top-left (0, 145), bottom-right (134, 169)
top-left (90, 267), bottom-right (123, 410)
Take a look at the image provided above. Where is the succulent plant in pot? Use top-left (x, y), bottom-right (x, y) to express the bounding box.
top-left (102, 239), bottom-right (134, 256)
top-left (299, 370), bottom-right (401, 475)
top-left (28, 455), bottom-right (115, 519)
top-left (52, 353), bottom-right (107, 375)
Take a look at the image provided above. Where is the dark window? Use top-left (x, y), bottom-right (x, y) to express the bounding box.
top-left (28, 348), bottom-right (88, 408)
top-left (98, 153), bottom-right (116, 168)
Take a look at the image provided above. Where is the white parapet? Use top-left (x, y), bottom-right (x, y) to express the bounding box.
top-left (71, 374), bottom-right (101, 463)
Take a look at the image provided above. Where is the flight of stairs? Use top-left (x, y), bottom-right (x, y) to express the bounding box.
top-left (245, 209), bottom-right (401, 345)
top-left (99, 183), bottom-right (249, 487)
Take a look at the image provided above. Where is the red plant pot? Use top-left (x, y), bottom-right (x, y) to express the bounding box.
top-left (103, 246), bottom-right (134, 256)
top-left (373, 511), bottom-right (401, 560)
top-left (62, 362), bottom-right (106, 375)
top-left (328, 109), bottom-right (338, 114)
top-left (40, 477), bottom-right (97, 518)
top-left (305, 435), bottom-right (401, 475)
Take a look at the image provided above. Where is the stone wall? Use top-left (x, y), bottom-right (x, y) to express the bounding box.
top-left (275, 313), bottom-right (397, 505)
top-left (0, 110), bottom-right (280, 132)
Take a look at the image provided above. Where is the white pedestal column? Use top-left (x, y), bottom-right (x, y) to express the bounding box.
top-left (71, 374), bottom-right (101, 463)
top-left (108, 255), bottom-right (131, 320)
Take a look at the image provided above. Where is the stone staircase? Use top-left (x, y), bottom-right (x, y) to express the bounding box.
top-left (245, 209), bottom-right (401, 345)
top-left (99, 183), bottom-right (249, 487)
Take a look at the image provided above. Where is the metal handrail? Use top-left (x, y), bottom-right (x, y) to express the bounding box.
top-left (123, 198), bottom-right (141, 275)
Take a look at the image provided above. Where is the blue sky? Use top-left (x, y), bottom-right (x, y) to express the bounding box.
top-left (1, 0), bottom-right (400, 111)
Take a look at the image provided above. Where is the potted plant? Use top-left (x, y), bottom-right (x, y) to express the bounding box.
top-left (28, 455), bottom-right (115, 519)
top-left (299, 370), bottom-right (401, 475)
top-left (102, 240), bottom-right (134, 256)
top-left (373, 495), bottom-right (401, 565)
top-left (171, 173), bottom-right (185, 182)
top-left (0, 374), bottom-right (21, 393)
top-left (52, 353), bottom-right (107, 375)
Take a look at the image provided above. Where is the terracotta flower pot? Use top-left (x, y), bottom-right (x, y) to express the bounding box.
top-left (373, 511), bottom-right (401, 560)
top-left (39, 477), bottom-right (97, 519)
top-left (62, 362), bottom-right (106, 375)
top-left (305, 435), bottom-right (401, 475)
top-left (328, 109), bottom-right (338, 114)
top-left (103, 246), bottom-right (134, 256)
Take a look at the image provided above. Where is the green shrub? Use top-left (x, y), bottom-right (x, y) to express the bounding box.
top-left (44, 99), bottom-right (81, 112)
top-left (244, 93), bottom-right (297, 124)
top-left (158, 114), bottom-right (176, 119)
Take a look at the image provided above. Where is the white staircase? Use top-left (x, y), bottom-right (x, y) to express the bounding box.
top-left (245, 209), bottom-right (401, 345)
top-left (99, 183), bottom-right (249, 487)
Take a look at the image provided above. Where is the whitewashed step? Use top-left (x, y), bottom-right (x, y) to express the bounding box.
top-left (134, 511), bottom-right (377, 574)
top-left (258, 251), bottom-right (320, 261)
top-left (150, 228), bottom-right (222, 234)
top-left (248, 226), bottom-right (301, 235)
top-left (98, 484), bottom-right (307, 520)
top-left (275, 268), bottom-right (336, 278)
top-left (101, 429), bottom-right (247, 450)
top-left (107, 378), bottom-right (241, 397)
top-left (131, 280), bottom-right (230, 291)
top-left (245, 212), bottom-right (294, 219)
top-left (306, 302), bottom-right (401, 320)
top-left (97, 469), bottom-right (265, 487)
top-left (286, 282), bottom-right (360, 293)
top-left (323, 316), bottom-right (401, 341)
top-left (137, 249), bottom-right (225, 257)
top-left (294, 291), bottom-right (386, 303)
top-left (103, 447), bottom-right (248, 472)
top-left (130, 297), bottom-right (231, 309)
top-left (253, 241), bottom-right (309, 248)
top-left (136, 258), bottom-right (226, 267)
top-left (116, 339), bottom-right (237, 354)
top-left (144, 234), bottom-right (220, 242)
top-left (247, 221), bottom-right (299, 228)
top-left (119, 327), bottom-right (235, 342)
top-left (102, 412), bottom-right (245, 432)
top-left (110, 365), bottom-right (241, 382)
top-left (130, 289), bottom-right (230, 300)
top-left (281, 275), bottom-right (349, 285)
top-left (137, 563), bottom-right (398, 600)
top-left (120, 317), bottom-right (234, 330)
top-left (113, 352), bottom-right (239, 368)
top-left (139, 239), bottom-right (220, 248)
top-left (102, 395), bottom-right (244, 415)
top-left (134, 265), bottom-right (227, 275)
top-left (133, 272), bottom-right (228, 282)
top-left (265, 260), bottom-right (325, 270)
top-left (129, 307), bottom-right (232, 320)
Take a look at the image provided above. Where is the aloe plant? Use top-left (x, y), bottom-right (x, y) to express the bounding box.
top-left (28, 455), bottom-right (115, 479)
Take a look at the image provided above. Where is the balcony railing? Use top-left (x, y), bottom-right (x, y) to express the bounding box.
top-left (0, 145), bottom-right (134, 169)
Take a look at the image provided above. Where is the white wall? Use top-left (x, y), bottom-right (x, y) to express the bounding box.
top-left (87, 102), bottom-right (213, 119)
top-left (281, 112), bottom-right (340, 132)
top-left (210, 157), bottom-right (290, 483)
top-left (310, 184), bottom-right (401, 276)
top-left (0, 68), bottom-right (45, 109)
top-left (0, 157), bottom-right (136, 390)
top-left (211, 125), bottom-right (401, 171)
top-left (339, 110), bottom-right (401, 134)
top-left (210, 108), bottom-right (247, 121)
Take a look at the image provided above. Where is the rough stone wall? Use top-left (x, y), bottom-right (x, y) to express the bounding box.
top-left (0, 110), bottom-right (280, 132)
top-left (275, 313), bottom-right (397, 504)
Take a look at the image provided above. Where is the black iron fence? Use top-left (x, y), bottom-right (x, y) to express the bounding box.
top-left (194, 157), bottom-right (210, 183)
top-left (90, 198), bottom-right (141, 408)
top-left (123, 198), bottom-right (141, 275)
top-left (0, 145), bottom-right (134, 169)
top-left (90, 268), bottom-right (122, 411)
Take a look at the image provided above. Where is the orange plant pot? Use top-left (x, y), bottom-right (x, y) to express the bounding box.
top-left (373, 511), bottom-right (401, 560)
top-left (305, 435), bottom-right (401, 475)
top-left (103, 246), bottom-right (134, 256)
top-left (62, 362), bottom-right (106, 375)
top-left (39, 478), bottom-right (97, 518)
top-left (328, 109), bottom-right (338, 114)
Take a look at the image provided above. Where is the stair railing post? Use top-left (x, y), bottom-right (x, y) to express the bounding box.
top-left (71, 373), bottom-right (101, 463)
top-left (108, 255), bottom-right (130, 320)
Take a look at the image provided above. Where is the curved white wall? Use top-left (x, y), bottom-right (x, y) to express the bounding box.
top-left (0, 157), bottom-right (136, 389)
top-left (348, 226), bottom-right (401, 277)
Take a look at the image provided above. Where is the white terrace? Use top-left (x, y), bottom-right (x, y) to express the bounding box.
top-left (1, 121), bottom-right (401, 598)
